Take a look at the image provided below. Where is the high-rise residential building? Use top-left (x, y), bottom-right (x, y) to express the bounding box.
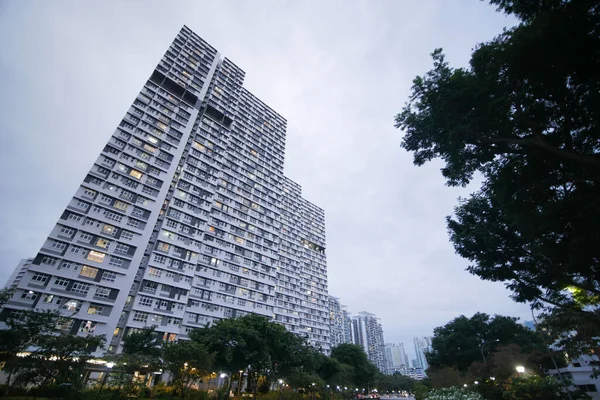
top-left (351, 311), bottom-right (386, 372)
top-left (328, 296), bottom-right (353, 348)
top-left (3, 258), bottom-right (33, 289)
top-left (413, 337), bottom-right (432, 371)
top-left (342, 307), bottom-right (353, 345)
top-left (278, 178), bottom-right (330, 353)
top-left (0, 26), bottom-right (329, 354)
top-left (384, 342), bottom-right (409, 374)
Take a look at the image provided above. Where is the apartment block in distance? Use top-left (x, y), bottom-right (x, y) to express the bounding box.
top-left (351, 311), bottom-right (386, 372)
top-left (0, 26), bottom-right (330, 354)
top-left (328, 295), bottom-right (352, 348)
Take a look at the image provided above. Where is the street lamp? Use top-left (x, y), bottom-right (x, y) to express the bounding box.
top-left (96, 362), bottom-right (114, 400)
top-left (480, 339), bottom-right (500, 363)
top-left (279, 379), bottom-right (284, 400)
top-left (516, 365), bottom-right (525, 374)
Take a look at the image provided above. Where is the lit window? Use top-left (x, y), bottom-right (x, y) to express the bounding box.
top-left (158, 242), bottom-right (170, 252)
top-left (80, 266), bottom-right (99, 279)
top-left (114, 201), bottom-right (129, 211)
top-left (102, 224), bottom-right (117, 235)
top-left (95, 238), bottom-right (110, 248)
top-left (192, 141), bottom-right (206, 151)
top-left (143, 144), bottom-right (157, 153)
top-left (87, 305), bottom-right (104, 315)
top-left (43, 294), bottom-right (55, 303)
top-left (62, 299), bottom-right (81, 311)
top-left (129, 170), bottom-right (143, 180)
top-left (87, 251), bottom-right (106, 263)
top-left (148, 267), bottom-right (162, 277)
top-left (79, 320), bottom-right (97, 334)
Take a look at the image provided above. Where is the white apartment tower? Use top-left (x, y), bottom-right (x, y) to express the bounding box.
top-left (384, 342), bottom-right (409, 374)
top-left (328, 296), bottom-right (352, 348)
top-left (351, 311), bottom-right (386, 373)
top-left (413, 336), bottom-right (432, 371)
top-left (0, 26), bottom-right (329, 353)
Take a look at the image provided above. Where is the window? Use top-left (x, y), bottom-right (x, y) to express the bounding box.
top-left (108, 257), bottom-right (124, 267)
top-left (80, 266), bottom-right (99, 279)
top-left (114, 201), bottom-right (128, 211)
top-left (151, 314), bottom-right (162, 323)
top-left (51, 241), bottom-right (67, 251)
top-left (101, 271), bottom-right (117, 283)
top-left (95, 286), bottom-right (111, 299)
top-left (115, 243), bottom-right (129, 254)
top-left (100, 194), bottom-right (112, 203)
top-left (154, 255), bottom-right (167, 264)
top-left (87, 251), bottom-right (106, 263)
top-left (79, 320), bottom-right (97, 334)
top-left (31, 273), bottom-right (49, 284)
top-left (62, 299), bottom-right (81, 311)
top-left (54, 277), bottom-right (70, 287)
top-left (87, 304), bottom-right (104, 315)
top-left (130, 169), bottom-right (143, 179)
top-left (139, 296), bottom-right (154, 307)
top-left (70, 282), bottom-right (90, 294)
top-left (158, 242), bottom-right (170, 252)
top-left (95, 238), bottom-right (111, 248)
top-left (41, 256), bottom-right (58, 266)
top-left (56, 319), bottom-right (74, 331)
top-left (106, 212), bottom-right (123, 222)
top-left (59, 226), bottom-right (75, 236)
top-left (102, 224), bottom-right (117, 236)
top-left (79, 233), bottom-right (93, 242)
top-left (70, 245), bottom-right (84, 255)
top-left (67, 213), bottom-right (83, 222)
top-left (127, 219), bottom-right (140, 228)
top-left (76, 200), bottom-right (89, 210)
top-left (83, 188), bottom-right (97, 198)
top-left (121, 231), bottom-right (134, 241)
top-left (21, 291), bottom-right (38, 301)
top-left (131, 207), bottom-right (144, 217)
top-left (61, 261), bottom-right (75, 270)
top-left (132, 311), bottom-right (148, 322)
top-left (43, 294), bottom-right (55, 303)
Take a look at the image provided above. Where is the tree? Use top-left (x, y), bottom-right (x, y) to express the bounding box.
top-left (395, 0), bottom-right (600, 355)
top-left (502, 375), bottom-right (587, 400)
top-left (107, 326), bottom-right (163, 394)
top-left (0, 309), bottom-right (62, 394)
top-left (14, 333), bottom-right (105, 391)
top-left (427, 313), bottom-right (549, 373)
top-left (330, 344), bottom-right (378, 389)
top-left (162, 340), bottom-right (214, 398)
top-left (122, 326), bottom-right (161, 357)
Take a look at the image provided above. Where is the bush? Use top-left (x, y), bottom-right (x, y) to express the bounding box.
top-left (426, 387), bottom-right (484, 400)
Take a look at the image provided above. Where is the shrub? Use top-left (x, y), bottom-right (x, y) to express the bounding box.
top-left (426, 386), bottom-right (484, 400)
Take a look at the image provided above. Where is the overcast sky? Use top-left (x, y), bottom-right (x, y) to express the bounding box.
top-left (0, 0), bottom-right (530, 359)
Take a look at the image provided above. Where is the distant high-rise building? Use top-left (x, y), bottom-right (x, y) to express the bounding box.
top-left (329, 296), bottom-right (352, 348)
top-left (385, 342), bottom-right (409, 374)
top-left (0, 26), bottom-right (329, 354)
top-left (4, 258), bottom-right (33, 289)
top-left (351, 311), bottom-right (386, 372)
top-left (414, 337), bottom-right (433, 372)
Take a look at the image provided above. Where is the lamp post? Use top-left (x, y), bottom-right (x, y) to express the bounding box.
top-left (96, 362), bottom-right (114, 400)
top-left (237, 370), bottom-right (244, 396)
top-left (480, 339), bottom-right (500, 363)
top-left (279, 379), bottom-right (284, 400)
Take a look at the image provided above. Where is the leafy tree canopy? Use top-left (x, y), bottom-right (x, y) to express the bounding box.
top-left (395, 0), bottom-right (600, 354)
top-left (427, 313), bottom-right (547, 373)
